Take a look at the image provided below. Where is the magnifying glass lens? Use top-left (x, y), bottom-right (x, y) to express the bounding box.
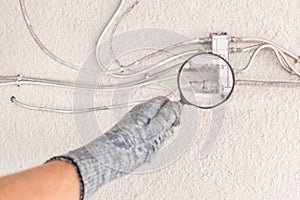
top-left (178, 53), bottom-right (235, 109)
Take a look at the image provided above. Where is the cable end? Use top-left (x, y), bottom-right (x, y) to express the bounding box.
top-left (10, 96), bottom-right (16, 103)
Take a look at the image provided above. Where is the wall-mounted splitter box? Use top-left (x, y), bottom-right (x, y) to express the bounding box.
top-left (211, 32), bottom-right (230, 61)
top-left (209, 33), bottom-right (233, 94)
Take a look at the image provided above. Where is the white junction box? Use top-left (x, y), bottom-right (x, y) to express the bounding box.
top-left (210, 33), bottom-right (233, 95)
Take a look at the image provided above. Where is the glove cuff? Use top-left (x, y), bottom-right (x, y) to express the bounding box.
top-left (46, 156), bottom-right (85, 200)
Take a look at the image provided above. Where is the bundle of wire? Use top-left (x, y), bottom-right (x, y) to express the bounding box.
top-left (0, 0), bottom-right (299, 113)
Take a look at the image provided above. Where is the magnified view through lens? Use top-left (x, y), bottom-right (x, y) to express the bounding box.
top-left (178, 53), bottom-right (235, 109)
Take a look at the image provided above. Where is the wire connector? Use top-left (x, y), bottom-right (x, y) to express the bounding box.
top-left (210, 32), bottom-right (230, 61)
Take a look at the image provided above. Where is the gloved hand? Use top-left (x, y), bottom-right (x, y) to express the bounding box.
top-left (48, 96), bottom-right (182, 200)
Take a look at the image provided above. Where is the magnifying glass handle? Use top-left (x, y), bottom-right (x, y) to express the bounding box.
top-left (178, 99), bottom-right (185, 106)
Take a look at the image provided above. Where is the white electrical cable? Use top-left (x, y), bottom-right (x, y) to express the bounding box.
top-left (18, 0), bottom-right (101, 74)
top-left (95, 0), bottom-right (136, 72)
top-left (229, 44), bottom-right (262, 53)
top-left (117, 38), bottom-right (208, 69)
top-left (0, 73), bottom-right (176, 92)
top-left (235, 44), bottom-right (294, 73)
top-left (235, 44), bottom-right (299, 76)
top-left (230, 36), bottom-right (300, 78)
top-left (236, 79), bottom-right (300, 87)
top-left (101, 38), bottom-right (210, 76)
top-left (10, 85), bottom-right (177, 114)
top-left (238, 37), bottom-right (299, 60)
top-left (10, 96), bottom-right (144, 114)
top-left (109, 49), bottom-right (201, 78)
top-left (0, 81), bottom-right (16, 87)
top-left (99, 0), bottom-right (141, 71)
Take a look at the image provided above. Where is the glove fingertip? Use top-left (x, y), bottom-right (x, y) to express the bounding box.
top-left (169, 101), bottom-right (183, 120)
top-left (148, 96), bottom-right (169, 105)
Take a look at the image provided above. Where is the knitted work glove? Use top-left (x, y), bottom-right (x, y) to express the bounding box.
top-left (48, 96), bottom-right (182, 200)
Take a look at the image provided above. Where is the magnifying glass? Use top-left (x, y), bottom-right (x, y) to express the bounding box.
top-left (177, 52), bottom-right (235, 109)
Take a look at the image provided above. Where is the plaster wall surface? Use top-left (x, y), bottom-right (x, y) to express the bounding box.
top-left (0, 0), bottom-right (299, 199)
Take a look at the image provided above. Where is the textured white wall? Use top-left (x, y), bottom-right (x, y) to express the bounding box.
top-left (0, 0), bottom-right (300, 199)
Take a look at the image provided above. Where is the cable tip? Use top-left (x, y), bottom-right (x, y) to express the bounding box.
top-left (10, 96), bottom-right (16, 103)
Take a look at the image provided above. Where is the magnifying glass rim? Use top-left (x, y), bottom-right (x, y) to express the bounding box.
top-left (177, 52), bottom-right (236, 109)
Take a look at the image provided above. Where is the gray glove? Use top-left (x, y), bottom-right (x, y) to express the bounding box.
top-left (48, 96), bottom-right (182, 200)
